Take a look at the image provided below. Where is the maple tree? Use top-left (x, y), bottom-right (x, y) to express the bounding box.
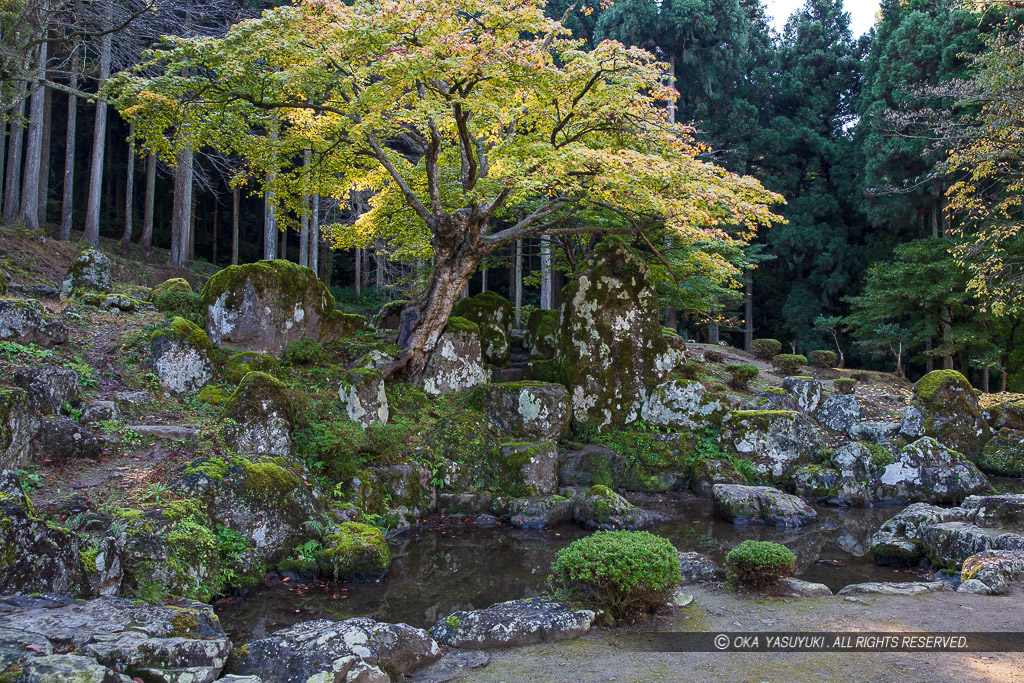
top-left (111, 0), bottom-right (781, 378)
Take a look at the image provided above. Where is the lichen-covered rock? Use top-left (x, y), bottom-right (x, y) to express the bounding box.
top-left (815, 394), bottom-right (863, 432)
top-left (492, 441), bottom-right (559, 497)
top-left (222, 351), bottom-right (280, 385)
top-left (900, 370), bottom-right (990, 461)
top-left (367, 463), bottom-right (436, 518)
top-left (317, 522), bottom-right (390, 581)
top-left (847, 421), bottom-right (901, 444)
top-left (149, 317), bottom-right (214, 395)
top-left (788, 466), bottom-right (848, 505)
top-left (690, 458), bottom-right (747, 499)
top-left (75, 292), bottom-right (145, 313)
top-left (11, 365), bottom-right (79, 414)
top-left (34, 416), bottom-right (102, 461)
top-left (370, 299), bottom-right (410, 330)
top-left (220, 371), bottom-right (293, 456)
top-left (829, 442), bottom-right (877, 482)
top-left (19, 654), bottom-right (133, 682)
top-left (201, 260), bottom-right (365, 356)
top-left (0, 470), bottom-right (88, 596)
top-left (961, 494), bottom-right (1024, 532)
top-left (571, 485), bottom-right (651, 530)
top-left (508, 495), bottom-right (573, 529)
top-left (976, 428), bottom-right (1024, 477)
top-left (984, 401), bottom-right (1024, 431)
top-left (921, 521), bottom-right (1022, 569)
top-left (869, 503), bottom-right (969, 565)
top-left (524, 310), bottom-right (559, 360)
top-left (677, 551), bottom-right (725, 584)
top-left (150, 278), bottom-right (193, 299)
top-left (712, 484), bottom-right (817, 527)
top-left (477, 321), bottom-right (511, 365)
top-left (960, 550), bottom-right (1024, 595)
top-left (0, 595), bottom-right (230, 682)
top-left (641, 379), bottom-right (738, 430)
top-left (419, 318), bottom-right (489, 396)
top-left (61, 249), bottom-right (111, 299)
top-left (556, 444), bottom-right (629, 489)
top-left (718, 410), bottom-right (822, 484)
top-left (782, 376), bottom-right (822, 414)
top-left (81, 400), bottom-right (121, 425)
top-left (556, 239), bottom-right (673, 428)
top-left (339, 368), bottom-right (389, 428)
top-left (740, 386), bottom-right (798, 412)
top-left (430, 599), bottom-right (595, 649)
top-left (0, 388), bottom-right (40, 470)
top-left (869, 437), bottom-right (990, 505)
top-left (836, 581), bottom-right (951, 596)
top-left (226, 618), bottom-right (440, 680)
top-left (481, 382), bottom-right (570, 441)
top-left (0, 299), bottom-right (68, 346)
top-left (453, 291), bottom-right (514, 365)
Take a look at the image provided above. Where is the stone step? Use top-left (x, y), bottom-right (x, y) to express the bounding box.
top-left (491, 367), bottom-right (527, 383)
top-left (127, 424), bottom-right (200, 441)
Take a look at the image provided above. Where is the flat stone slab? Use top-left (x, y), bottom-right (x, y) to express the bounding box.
top-left (128, 424), bottom-right (200, 441)
top-left (430, 599), bottom-right (596, 649)
top-left (410, 650), bottom-right (490, 683)
top-left (836, 581), bottom-right (952, 597)
top-left (778, 578), bottom-right (833, 597)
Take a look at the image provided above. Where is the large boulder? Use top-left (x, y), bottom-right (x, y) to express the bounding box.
top-left (11, 365), bottom-right (79, 414)
top-left (148, 317), bottom-right (214, 395)
top-left (338, 368), bottom-right (389, 428)
top-left (782, 377), bottom-right (822, 414)
top-left (171, 452), bottom-right (326, 569)
top-left (691, 458), bottom-right (747, 499)
top-left (641, 379), bottom-right (738, 430)
top-left (900, 370), bottom-right (990, 461)
top-left (419, 318), bottom-right (489, 395)
top-left (555, 239), bottom-right (674, 428)
top-left (869, 503), bottom-right (969, 565)
top-left (921, 521), bottom-right (1022, 569)
top-left (571, 485), bottom-right (651, 530)
top-left (201, 260), bottom-right (365, 356)
top-left (960, 550), bottom-right (1024, 595)
top-left (961, 493), bottom-right (1024, 532)
top-left (60, 248), bottom-right (111, 299)
top-left (491, 441), bottom-right (559, 497)
top-left (226, 618), bottom-right (440, 681)
top-left (508, 495), bottom-right (573, 529)
top-left (480, 382), bottom-right (570, 441)
top-left (317, 522), bottom-right (390, 581)
top-left (430, 599), bottom-right (595, 649)
top-left (740, 386), bottom-right (798, 412)
top-left (0, 595), bottom-right (230, 682)
top-left (556, 444), bottom-right (629, 489)
top-left (0, 470), bottom-right (87, 596)
top-left (524, 309), bottom-right (559, 360)
top-left (452, 291), bottom-right (514, 365)
top-left (150, 277), bottom-right (192, 299)
top-left (718, 410), bottom-right (822, 484)
top-left (984, 401), bottom-right (1024, 431)
top-left (815, 394), bottom-right (863, 432)
top-left (869, 437), bottom-right (989, 505)
top-left (0, 299), bottom-right (67, 346)
top-left (19, 654), bottom-right (132, 682)
top-left (34, 416), bottom-right (102, 461)
top-left (712, 483), bottom-right (818, 527)
top-left (0, 388), bottom-right (40, 469)
top-left (220, 371), bottom-right (293, 456)
top-left (976, 428), bottom-right (1024, 476)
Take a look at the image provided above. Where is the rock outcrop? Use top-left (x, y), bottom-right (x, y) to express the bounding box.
top-left (339, 368), bottom-right (389, 428)
top-left (0, 388), bottom-right (40, 470)
top-left (11, 365), bottom-right (78, 414)
top-left (148, 317), bottom-right (214, 395)
top-left (571, 485), bottom-right (652, 530)
top-left (481, 382), bottom-right (571, 441)
top-left (869, 437), bottom-right (989, 505)
top-left (900, 370), bottom-right (990, 461)
top-left (0, 299), bottom-right (67, 346)
top-left (419, 318), bottom-right (489, 396)
top-left (430, 599), bottom-right (595, 649)
top-left (718, 410), bottom-right (822, 484)
top-left (220, 371), bottom-right (293, 456)
top-left (642, 380), bottom-right (737, 431)
top-left (712, 483), bottom-right (818, 527)
top-left (60, 248), bottom-right (111, 299)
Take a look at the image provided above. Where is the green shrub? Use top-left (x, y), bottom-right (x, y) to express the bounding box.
top-left (726, 364), bottom-right (759, 390)
top-left (726, 540), bottom-right (795, 589)
top-left (549, 530), bottom-right (681, 622)
top-left (833, 378), bottom-right (857, 395)
top-left (703, 349), bottom-right (724, 363)
top-left (293, 417), bottom-right (368, 480)
top-left (283, 337), bottom-right (324, 365)
top-left (808, 350), bottom-right (837, 368)
top-left (153, 290), bottom-right (205, 327)
top-left (751, 339), bottom-right (782, 361)
top-left (771, 354), bottom-right (807, 376)
top-left (678, 362), bottom-right (701, 380)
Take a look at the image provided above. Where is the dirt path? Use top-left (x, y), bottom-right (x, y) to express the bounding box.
top-left (460, 588), bottom-right (1024, 682)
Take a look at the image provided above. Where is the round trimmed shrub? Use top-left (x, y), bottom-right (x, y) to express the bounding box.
top-left (726, 363), bottom-right (759, 390)
top-left (751, 339), bottom-right (782, 361)
top-left (771, 354), bottom-right (807, 376)
top-left (549, 530), bottom-right (682, 622)
top-left (726, 540), bottom-right (795, 589)
top-left (833, 378), bottom-right (857, 395)
top-left (808, 350), bottom-right (837, 368)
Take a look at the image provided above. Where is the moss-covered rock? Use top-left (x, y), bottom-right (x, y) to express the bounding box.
top-left (976, 428), bottom-right (1024, 477)
top-left (452, 291), bottom-right (515, 337)
top-left (718, 410), bottom-right (823, 484)
top-left (869, 436), bottom-right (990, 505)
top-left (419, 318), bottom-right (488, 395)
top-left (508, 495), bottom-right (573, 529)
top-left (60, 248), bottom-right (111, 299)
top-left (712, 483), bottom-right (817, 527)
top-left (11, 365), bottom-right (79, 414)
top-left (201, 260), bottom-right (365, 356)
top-left (220, 371), bottom-right (293, 456)
top-left (814, 393), bottom-right (863, 432)
top-left (338, 368), bottom-right (389, 428)
top-left (490, 441), bottom-right (559, 497)
top-left (370, 298), bottom-right (411, 330)
top-left (0, 386), bottom-right (40, 470)
top-left (555, 239), bottom-right (674, 428)
top-left (316, 522), bottom-right (390, 581)
top-left (222, 351), bottom-right (280, 385)
top-left (691, 457), bottom-right (747, 499)
top-left (571, 484), bottom-right (652, 530)
top-left (0, 298), bottom-right (68, 346)
top-left (478, 321), bottom-right (511, 366)
top-left (782, 376), bottom-right (822, 414)
top-left (74, 291), bottom-right (146, 312)
top-left (150, 278), bottom-right (193, 299)
top-left (149, 317), bottom-right (214, 395)
top-left (480, 382), bottom-right (571, 441)
top-left (984, 401), bottom-right (1024, 432)
top-left (869, 503), bottom-right (968, 566)
top-left (900, 370), bottom-right (990, 461)
top-left (641, 379), bottom-right (738, 430)
top-left (524, 309), bottom-right (560, 360)
top-left (556, 444), bottom-right (630, 489)
top-left (0, 269), bottom-right (6, 296)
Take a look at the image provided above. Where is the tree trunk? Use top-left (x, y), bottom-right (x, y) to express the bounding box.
top-left (141, 153), bottom-right (155, 253)
top-left (708, 317), bottom-right (719, 345)
top-left (354, 248), bottom-right (361, 296)
top-left (279, 221), bottom-right (286, 259)
top-left (743, 268), bottom-right (753, 351)
top-left (20, 43), bottom-right (47, 230)
top-left (60, 57), bottom-right (77, 241)
top-left (667, 54), bottom-right (677, 125)
top-left (666, 308), bottom-right (678, 334)
top-left (982, 367), bottom-right (990, 394)
top-left (120, 121), bottom-right (135, 251)
top-left (925, 338), bottom-right (934, 373)
top-left (310, 193), bottom-right (320, 275)
top-left (481, 268), bottom-right (487, 292)
top-left (170, 147), bottom-right (192, 267)
top-left (83, 0), bottom-right (113, 247)
top-left (3, 99), bottom-right (26, 226)
top-left (1001, 371), bottom-right (1008, 393)
top-left (299, 149), bottom-right (310, 267)
top-left (540, 236), bottom-right (553, 309)
top-left (188, 191), bottom-right (196, 262)
top-left (514, 238), bottom-right (523, 328)
top-left (0, 118), bottom-right (7, 218)
top-left (211, 196), bottom-right (219, 265)
top-left (263, 125), bottom-right (278, 260)
top-left (38, 82), bottom-right (51, 225)
top-left (375, 246), bottom-right (383, 288)
top-left (231, 186), bottom-right (239, 265)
